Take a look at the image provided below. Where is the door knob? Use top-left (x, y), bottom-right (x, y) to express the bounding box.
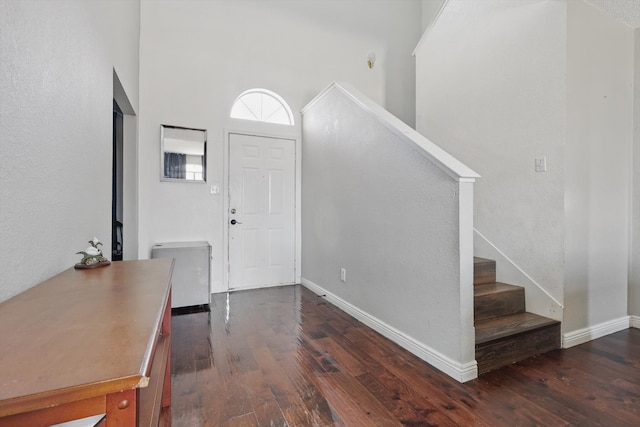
top-left (230, 219), bottom-right (242, 225)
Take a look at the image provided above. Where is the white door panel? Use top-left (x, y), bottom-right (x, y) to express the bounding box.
top-left (229, 133), bottom-right (295, 290)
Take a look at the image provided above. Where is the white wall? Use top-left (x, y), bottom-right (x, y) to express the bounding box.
top-left (415, 0), bottom-right (636, 337)
top-left (632, 28), bottom-right (640, 319)
top-left (421, 0), bottom-right (447, 31)
top-left (138, 0), bottom-right (422, 293)
top-left (565, 0), bottom-right (633, 333)
top-left (0, 0), bottom-right (140, 302)
top-left (415, 0), bottom-right (567, 317)
top-left (94, 1), bottom-right (141, 114)
top-left (302, 84), bottom-right (477, 381)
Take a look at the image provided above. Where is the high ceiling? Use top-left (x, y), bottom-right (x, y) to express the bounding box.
top-left (585, 0), bottom-right (640, 29)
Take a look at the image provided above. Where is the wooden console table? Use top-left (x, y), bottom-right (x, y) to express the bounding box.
top-left (0, 259), bottom-right (174, 426)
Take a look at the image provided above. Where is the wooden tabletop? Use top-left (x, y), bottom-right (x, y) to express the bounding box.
top-left (0, 259), bottom-right (174, 417)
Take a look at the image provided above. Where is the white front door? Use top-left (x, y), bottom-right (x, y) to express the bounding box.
top-left (228, 133), bottom-right (296, 290)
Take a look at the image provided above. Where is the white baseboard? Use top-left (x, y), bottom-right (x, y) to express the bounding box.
top-left (300, 277), bottom-right (478, 383)
top-left (562, 316), bottom-right (631, 348)
top-left (630, 316), bottom-right (640, 329)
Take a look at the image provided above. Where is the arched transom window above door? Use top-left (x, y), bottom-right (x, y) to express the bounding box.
top-left (230, 89), bottom-right (294, 126)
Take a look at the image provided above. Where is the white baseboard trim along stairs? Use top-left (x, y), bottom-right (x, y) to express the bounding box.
top-left (300, 278), bottom-right (478, 383)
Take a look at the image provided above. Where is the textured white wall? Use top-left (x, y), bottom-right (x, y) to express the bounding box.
top-left (138, 0), bottom-right (422, 293)
top-left (93, 1), bottom-right (140, 114)
top-left (421, 0), bottom-right (447, 31)
top-left (415, 0), bottom-right (567, 313)
top-left (565, 0), bottom-right (633, 332)
top-left (416, 0), bottom-right (636, 334)
top-left (0, 0), bottom-right (140, 302)
top-left (631, 28), bottom-right (640, 318)
top-left (301, 85), bottom-right (476, 377)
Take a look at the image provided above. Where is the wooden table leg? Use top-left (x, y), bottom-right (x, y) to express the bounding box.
top-left (162, 341), bottom-right (171, 409)
top-left (162, 291), bottom-right (172, 409)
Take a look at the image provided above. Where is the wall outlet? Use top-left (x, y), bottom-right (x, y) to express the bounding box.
top-left (535, 157), bottom-right (547, 173)
top-left (340, 268), bottom-right (346, 282)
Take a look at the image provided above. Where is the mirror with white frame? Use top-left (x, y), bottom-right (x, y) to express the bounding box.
top-left (160, 125), bottom-right (207, 182)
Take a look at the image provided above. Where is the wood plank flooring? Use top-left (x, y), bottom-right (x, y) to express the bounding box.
top-left (167, 285), bottom-right (640, 426)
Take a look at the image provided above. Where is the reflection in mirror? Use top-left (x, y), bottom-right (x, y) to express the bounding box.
top-left (161, 125), bottom-right (207, 182)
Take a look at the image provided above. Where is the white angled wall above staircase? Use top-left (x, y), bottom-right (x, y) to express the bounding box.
top-left (415, 0), bottom-right (637, 343)
top-left (415, 0), bottom-right (567, 317)
top-left (301, 82), bottom-right (479, 382)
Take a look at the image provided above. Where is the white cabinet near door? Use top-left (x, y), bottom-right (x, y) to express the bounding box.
top-left (151, 241), bottom-right (211, 308)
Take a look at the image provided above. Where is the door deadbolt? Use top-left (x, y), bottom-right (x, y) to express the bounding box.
top-left (230, 208), bottom-right (236, 214)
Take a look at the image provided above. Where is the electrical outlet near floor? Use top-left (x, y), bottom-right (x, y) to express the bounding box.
top-left (340, 268), bottom-right (346, 282)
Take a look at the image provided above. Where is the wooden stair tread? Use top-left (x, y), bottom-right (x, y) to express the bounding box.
top-left (475, 312), bottom-right (559, 345)
top-left (473, 256), bottom-right (561, 373)
top-left (474, 281), bottom-right (522, 296)
top-left (474, 281), bottom-right (525, 322)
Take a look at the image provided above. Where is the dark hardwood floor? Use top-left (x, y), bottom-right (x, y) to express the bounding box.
top-left (168, 285), bottom-right (640, 426)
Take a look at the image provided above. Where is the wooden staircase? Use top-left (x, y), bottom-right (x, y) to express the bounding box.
top-left (474, 257), bottom-right (560, 374)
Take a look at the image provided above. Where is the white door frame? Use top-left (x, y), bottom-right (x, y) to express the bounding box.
top-left (223, 128), bottom-right (301, 291)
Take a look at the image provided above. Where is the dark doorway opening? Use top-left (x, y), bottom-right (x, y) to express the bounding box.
top-left (112, 100), bottom-right (123, 261)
